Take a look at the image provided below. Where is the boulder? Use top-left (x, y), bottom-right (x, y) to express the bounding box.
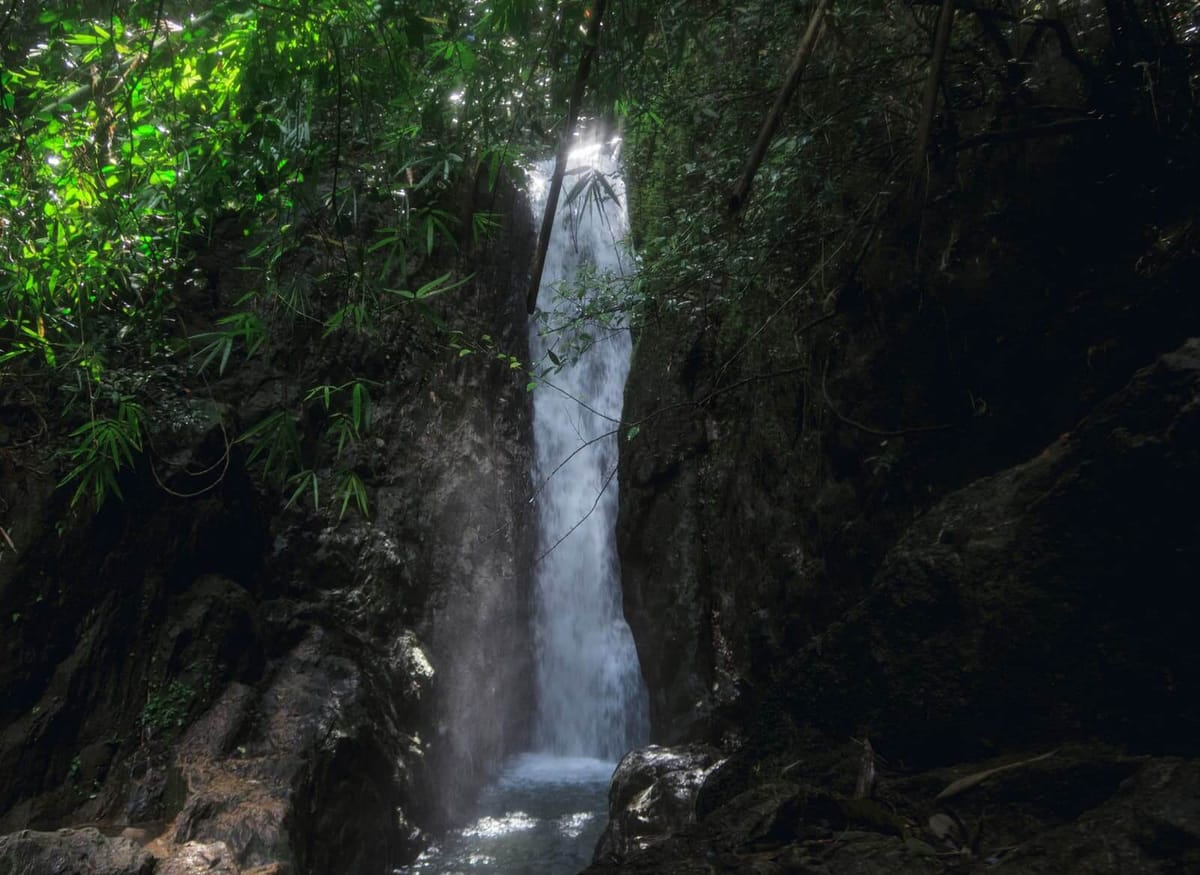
top-left (999, 758), bottom-right (1200, 871)
top-left (159, 841), bottom-right (240, 875)
top-left (587, 743), bottom-right (1200, 873)
top-left (594, 744), bottom-right (723, 861)
top-left (0, 828), bottom-right (155, 875)
top-left (791, 340), bottom-right (1200, 763)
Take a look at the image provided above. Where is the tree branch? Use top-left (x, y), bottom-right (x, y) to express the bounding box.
top-left (821, 359), bottom-right (954, 437)
top-left (912, 0), bottom-right (957, 183)
top-left (729, 0), bottom-right (832, 215)
top-left (535, 462), bottom-right (618, 563)
top-left (526, 0), bottom-right (610, 314)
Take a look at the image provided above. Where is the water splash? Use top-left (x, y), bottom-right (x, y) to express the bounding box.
top-left (527, 135), bottom-right (648, 760)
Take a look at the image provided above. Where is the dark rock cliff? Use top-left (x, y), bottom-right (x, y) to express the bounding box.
top-left (620, 109), bottom-right (1200, 753)
top-left (602, 5), bottom-right (1200, 871)
top-left (0, 177), bottom-right (537, 873)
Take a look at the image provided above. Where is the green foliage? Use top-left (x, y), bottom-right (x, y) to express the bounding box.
top-left (336, 470), bottom-right (370, 520)
top-left (471, 210), bottom-right (502, 243)
top-left (59, 399), bottom-right (144, 508)
top-left (236, 379), bottom-right (375, 518)
top-left (617, 0), bottom-right (881, 318)
top-left (287, 469), bottom-right (321, 511)
top-left (141, 680), bottom-right (194, 737)
top-left (385, 271), bottom-right (473, 303)
top-left (191, 305), bottom-right (267, 375)
top-left (2, 0), bottom-right (602, 509)
top-left (2, 5), bottom-right (258, 359)
top-left (532, 260), bottom-right (642, 370)
top-left (564, 167), bottom-right (622, 216)
top-left (24, 0), bottom-right (1156, 518)
top-left (607, 0), bottom-right (1199, 337)
top-left (236, 410), bottom-right (301, 483)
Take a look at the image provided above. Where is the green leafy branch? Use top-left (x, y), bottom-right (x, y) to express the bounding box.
top-left (237, 380), bottom-right (376, 519)
top-left (59, 399), bottom-right (144, 508)
top-left (190, 304), bottom-right (268, 375)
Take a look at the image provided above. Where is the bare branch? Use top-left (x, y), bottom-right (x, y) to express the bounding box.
top-left (912, 0), bottom-right (957, 185)
top-left (821, 359), bottom-right (955, 437)
top-left (535, 462), bottom-right (618, 563)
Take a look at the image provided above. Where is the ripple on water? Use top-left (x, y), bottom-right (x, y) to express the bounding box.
top-left (397, 755), bottom-right (615, 875)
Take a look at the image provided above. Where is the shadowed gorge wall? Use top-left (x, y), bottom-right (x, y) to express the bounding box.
top-left (592, 3), bottom-right (1200, 871)
top-left (618, 1), bottom-right (1200, 754)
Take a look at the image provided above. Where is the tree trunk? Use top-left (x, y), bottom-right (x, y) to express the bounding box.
top-left (912, 0), bottom-right (957, 185)
top-left (526, 0), bottom-right (610, 314)
top-left (728, 0), bottom-right (833, 216)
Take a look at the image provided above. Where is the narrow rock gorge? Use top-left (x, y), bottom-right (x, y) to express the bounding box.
top-left (2, 2), bottom-right (1199, 874)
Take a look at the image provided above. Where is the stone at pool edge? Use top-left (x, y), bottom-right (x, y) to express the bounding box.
top-left (593, 743), bottom-right (724, 862)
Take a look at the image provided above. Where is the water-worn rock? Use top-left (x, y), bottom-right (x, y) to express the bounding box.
top-left (159, 840), bottom-right (240, 874)
top-left (0, 828), bottom-right (155, 875)
top-left (594, 744), bottom-right (723, 861)
top-left (586, 773), bottom-right (936, 875)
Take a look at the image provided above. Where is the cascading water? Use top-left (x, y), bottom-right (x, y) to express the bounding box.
top-left (526, 138), bottom-right (648, 759)
top-left (400, 136), bottom-right (646, 874)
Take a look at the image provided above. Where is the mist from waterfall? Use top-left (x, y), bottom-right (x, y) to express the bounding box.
top-left (395, 137), bottom-right (647, 875)
top-left (526, 136), bottom-right (648, 760)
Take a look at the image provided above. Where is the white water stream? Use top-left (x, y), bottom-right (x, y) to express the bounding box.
top-left (526, 138), bottom-right (648, 759)
top-left (400, 137), bottom-right (646, 874)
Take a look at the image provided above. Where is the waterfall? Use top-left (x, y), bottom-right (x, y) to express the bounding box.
top-left (526, 137), bottom-right (648, 760)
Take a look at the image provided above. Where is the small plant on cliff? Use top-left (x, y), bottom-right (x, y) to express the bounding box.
top-left (140, 681), bottom-right (195, 739)
top-left (190, 304), bottom-right (269, 376)
top-left (237, 380), bottom-right (375, 518)
top-left (67, 755), bottom-right (81, 783)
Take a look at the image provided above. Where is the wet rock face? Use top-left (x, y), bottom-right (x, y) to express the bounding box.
top-left (616, 350), bottom-right (716, 742)
top-left (594, 744), bottom-right (724, 861)
top-left (157, 841), bottom-right (240, 875)
top-left (0, 488), bottom-right (269, 835)
top-left (0, 828), bottom-right (155, 875)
